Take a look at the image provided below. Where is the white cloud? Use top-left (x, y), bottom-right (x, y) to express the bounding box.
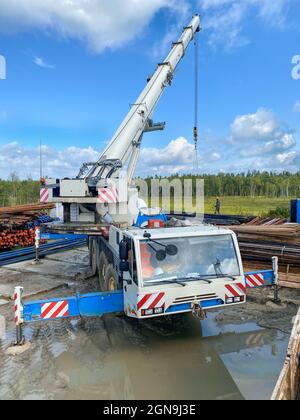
top-left (0, 142), bottom-right (99, 179)
top-left (199, 0), bottom-right (290, 50)
top-left (293, 100), bottom-right (300, 113)
top-left (34, 56), bottom-right (54, 69)
top-left (231, 108), bottom-right (280, 142)
top-left (138, 137), bottom-right (222, 175)
top-left (0, 0), bottom-right (188, 53)
top-left (276, 151), bottom-right (300, 165)
top-left (0, 108), bottom-right (297, 179)
top-left (230, 108), bottom-right (296, 156)
top-left (211, 152), bottom-right (221, 160)
top-left (0, 137), bottom-right (220, 179)
top-left (151, 2), bottom-right (190, 58)
top-left (138, 137), bottom-right (195, 175)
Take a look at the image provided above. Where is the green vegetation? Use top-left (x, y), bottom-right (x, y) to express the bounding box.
top-left (141, 171), bottom-right (299, 217)
top-left (0, 171), bottom-right (298, 217)
top-left (142, 171), bottom-right (300, 198)
top-left (203, 196), bottom-right (290, 217)
top-left (0, 173), bottom-right (39, 207)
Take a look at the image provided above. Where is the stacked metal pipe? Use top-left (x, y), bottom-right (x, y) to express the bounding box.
top-left (0, 203), bottom-right (55, 250)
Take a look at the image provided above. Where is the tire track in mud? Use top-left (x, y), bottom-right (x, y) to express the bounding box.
top-left (0, 315), bottom-right (122, 400)
top-left (0, 313), bottom-right (165, 400)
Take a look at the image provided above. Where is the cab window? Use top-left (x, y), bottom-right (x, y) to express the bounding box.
top-left (128, 239), bottom-right (138, 285)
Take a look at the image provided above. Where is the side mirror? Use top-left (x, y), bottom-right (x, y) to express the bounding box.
top-left (156, 249), bottom-right (167, 261)
top-left (119, 239), bottom-right (128, 260)
top-left (119, 239), bottom-right (129, 272)
top-left (119, 260), bottom-right (129, 273)
top-left (166, 244), bottom-right (178, 256)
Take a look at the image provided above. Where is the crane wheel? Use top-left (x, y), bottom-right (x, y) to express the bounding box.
top-left (98, 251), bottom-right (109, 291)
top-left (104, 264), bottom-right (119, 291)
top-left (90, 239), bottom-right (98, 277)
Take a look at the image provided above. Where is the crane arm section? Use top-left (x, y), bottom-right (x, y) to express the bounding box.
top-left (87, 15), bottom-right (200, 183)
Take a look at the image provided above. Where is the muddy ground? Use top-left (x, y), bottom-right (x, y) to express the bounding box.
top-left (0, 247), bottom-right (299, 400)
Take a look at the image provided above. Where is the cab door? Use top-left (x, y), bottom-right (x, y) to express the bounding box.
top-left (123, 237), bottom-right (139, 318)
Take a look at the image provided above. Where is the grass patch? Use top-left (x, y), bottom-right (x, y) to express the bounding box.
top-left (204, 196), bottom-right (291, 217)
top-left (152, 196), bottom-right (292, 217)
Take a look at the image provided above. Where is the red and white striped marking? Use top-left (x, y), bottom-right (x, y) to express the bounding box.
top-left (98, 187), bottom-right (119, 204)
top-left (225, 282), bottom-right (246, 298)
top-left (41, 301), bottom-right (69, 320)
top-left (245, 273), bottom-right (265, 288)
top-left (246, 332), bottom-right (265, 347)
top-left (98, 226), bottom-right (110, 237)
top-left (14, 287), bottom-right (24, 325)
top-left (40, 188), bottom-right (49, 203)
top-left (137, 292), bottom-right (165, 311)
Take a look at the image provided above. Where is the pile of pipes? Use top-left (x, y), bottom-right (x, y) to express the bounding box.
top-left (0, 238), bottom-right (87, 266)
top-left (231, 219), bottom-right (300, 267)
top-left (0, 228), bottom-right (36, 249)
top-left (168, 212), bottom-right (254, 226)
top-left (203, 213), bottom-right (253, 226)
top-left (0, 203), bottom-right (54, 250)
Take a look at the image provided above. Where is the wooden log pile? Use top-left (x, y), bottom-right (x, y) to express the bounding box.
top-left (0, 203), bottom-right (54, 216)
top-left (0, 203), bottom-right (54, 250)
top-left (231, 220), bottom-right (300, 266)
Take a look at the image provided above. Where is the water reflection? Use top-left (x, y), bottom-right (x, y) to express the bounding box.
top-left (51, 313), bottom-right (287, 400)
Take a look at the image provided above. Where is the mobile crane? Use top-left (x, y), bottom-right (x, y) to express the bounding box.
top-left (12, 16), bottom-right (278, 343)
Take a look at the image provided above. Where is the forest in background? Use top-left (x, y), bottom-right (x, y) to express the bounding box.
top-left (0, 173), bottom-right (40, 207)
top-left (141, 171), bottom-right (300, 198)
top-left (0, 171), bottom-right (299, 216)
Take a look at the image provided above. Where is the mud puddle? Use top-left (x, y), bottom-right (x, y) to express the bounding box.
top-left (0, 310), bottom-right (289, 400)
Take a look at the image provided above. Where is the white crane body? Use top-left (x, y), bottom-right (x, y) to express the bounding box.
top-left (43, 15), bottom-right (201, 226)
top-left (38, 16), bottom-right (255, 321)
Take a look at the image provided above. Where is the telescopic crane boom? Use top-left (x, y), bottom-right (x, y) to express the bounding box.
top-left (44, 15), bottom-right (201, 226)
top-left (77, 15), bottom-right (201, 186)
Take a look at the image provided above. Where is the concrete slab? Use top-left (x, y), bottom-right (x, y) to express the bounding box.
top-left (4, 259), bottom-right (91, 280)
top-left (0, 272), bottom-right (67, 299)
top-left (0, 268), bottom-right (22, 284)
top-left (45, 249), bottom-right (89, 265)
top-left (0, 248), bottom-right (92, 299)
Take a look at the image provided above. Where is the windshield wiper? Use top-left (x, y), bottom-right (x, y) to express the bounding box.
top-left (176, 276), bottom-right (212, 284)
top-left (147, 276), bottom-right (212, 286)
top-left (147, 279), bottom-right (187, 287)
top-left (203, 274), bottom-right (237, 281)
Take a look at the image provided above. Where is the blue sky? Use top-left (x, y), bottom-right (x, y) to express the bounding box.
top-left (0, 0), bottom-right (299, 179)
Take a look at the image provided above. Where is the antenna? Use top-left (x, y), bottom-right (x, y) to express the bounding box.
top-left (39, 140), bottom-right (43, 180)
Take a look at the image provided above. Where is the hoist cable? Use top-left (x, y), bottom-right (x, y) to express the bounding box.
top-left (193, 31), bottom-right (199, 172)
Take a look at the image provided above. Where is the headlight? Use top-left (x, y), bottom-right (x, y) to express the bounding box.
top-left (226, 296), bottom-right (244, 304)
top-left (144, 309), bottom-right (154, 316)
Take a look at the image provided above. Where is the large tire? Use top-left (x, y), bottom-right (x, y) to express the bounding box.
top-left (98, 251), bottom-right (109, 291)
top-left (104, 264), bottom-right (120, 291)
top-left (90, 239), bottom-right (98, 276)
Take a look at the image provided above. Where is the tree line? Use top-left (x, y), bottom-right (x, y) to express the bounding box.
top-left (0, 171), bottom-right (299, 207)
top-left (0, 173), bottom-right (40, 207)
top-left (141, 171), bottom-right (300, 198)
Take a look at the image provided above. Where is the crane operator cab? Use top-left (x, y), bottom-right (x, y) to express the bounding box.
top-left (112, 225), bottom-right (246, 319)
